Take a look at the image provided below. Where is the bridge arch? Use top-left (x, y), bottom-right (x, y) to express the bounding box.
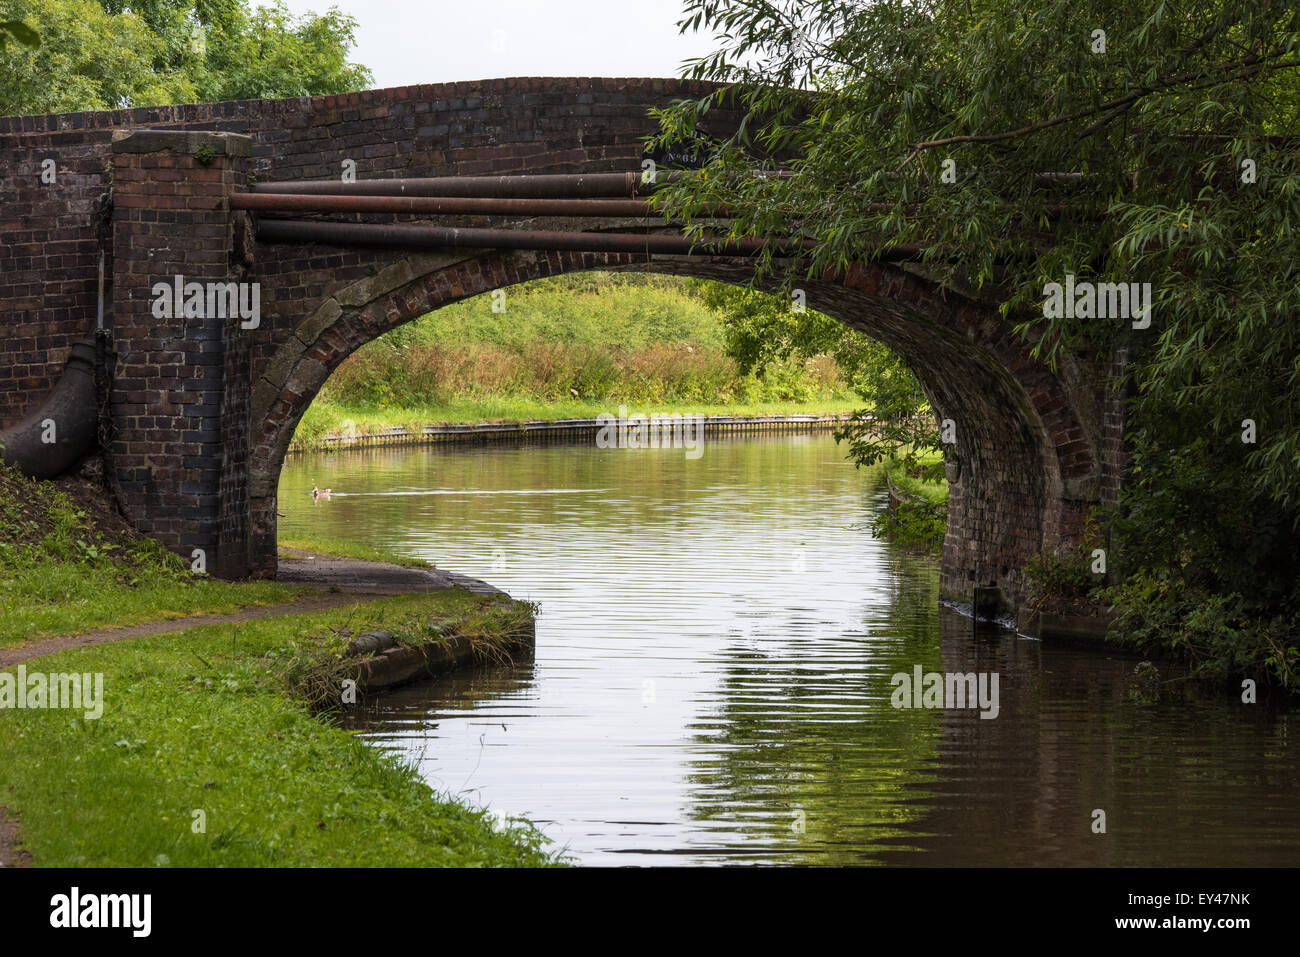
top-left (0, 75), bottom-right (1123, 619)
top-left (248, 245), bottom-right (1103, 609)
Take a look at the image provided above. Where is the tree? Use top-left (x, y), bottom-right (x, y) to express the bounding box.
top-left (0, 0), bottom-right (369, 116)
top-left (833, 336), bottom-right (942, 480)
top-left (702, 283), bottom-right (940, 475)
top-left (652, 0), bottom-right (1300, 686)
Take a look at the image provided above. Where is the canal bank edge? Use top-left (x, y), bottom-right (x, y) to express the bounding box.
top-left (275, 548), bottom-right (538, 698)
top-left (288, 412), bottom-right (854, 452)
top-left (346, 618), bottom-right (535, 692)
top-left (0, 587), bottom-right (557, 868)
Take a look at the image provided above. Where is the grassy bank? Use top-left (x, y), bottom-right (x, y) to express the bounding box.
top-left (0, 592), bottom-right (559, 866)
top-left (0, 465), bottom-right (298, 649)
top-left (0, 463), bottom-right (558, 865)
top-left (884, 457), bottom-right (948, 507)
top-left (873, 454), bottom-right (949, 554)
top-left (290, 273), bottom-right (856, 452)
top-left (293, 397), bottom-right (856, 451)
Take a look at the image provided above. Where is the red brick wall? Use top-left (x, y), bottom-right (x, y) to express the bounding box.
top-left (0, 130), bottom-right (109, 422)
top-left (107, 130), bottom-right (252, 573)
top-left (0, 77), bottom-right (731, 425)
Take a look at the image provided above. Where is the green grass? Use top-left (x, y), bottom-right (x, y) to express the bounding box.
top-left (0, 466), bottom-right (300, 649)
top-left (291, 272), bottom-right (857, 451)
top-left (884, 454), bottom-right (949, 507)
top-left (405, 272), bottom-right (729, 352)
top-left (873, 454), bottom-right (949, 554)
top-left (0, 561), bottom-right (300, 648)
top-left (293, 397), bottom-right (855, 451)
top-left (279, 535), bottom-right (431, 569)
top-left (0, 592), bottom-right (561, 867)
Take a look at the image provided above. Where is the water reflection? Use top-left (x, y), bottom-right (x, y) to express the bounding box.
top-left (282, 435), bottom-right (1297, 866)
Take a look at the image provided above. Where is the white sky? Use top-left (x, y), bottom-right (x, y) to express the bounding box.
top-left (277, 0), bottom-right (720, 90)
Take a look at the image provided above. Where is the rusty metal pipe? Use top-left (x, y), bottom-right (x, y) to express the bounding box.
top-left (231, 192), bottom-right (724, 218)
top-left (0, 339), bottom-right (98, 479)
top-left (232, 193), bottom-right (1075, 231)
top-left (253, 219), bottom-right (860, 258)
top-left (248, 172), bottom-right (685, 199)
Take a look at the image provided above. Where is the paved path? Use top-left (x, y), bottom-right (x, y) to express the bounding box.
top-left (276, 548), bottom-right (504, 596)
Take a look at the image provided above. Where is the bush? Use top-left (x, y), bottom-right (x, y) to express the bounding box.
top-left (1109, 577), bottom-right (1299, 691)
top-left (311, 274), bottom-right (852, 411)
top-left (873, 497), bottom-right (946, 553)
top-left (871, 458), bottom-right (947, 554)
top-left (1023, 551), bottom-right (1098, 607)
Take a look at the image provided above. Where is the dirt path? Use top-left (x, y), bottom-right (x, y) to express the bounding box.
top-left (0, 592), bottom-right (389, 670)
top-left (0, 550), bottom-right (502, 670)
top-left (0, 807), bottom-right (31, 868)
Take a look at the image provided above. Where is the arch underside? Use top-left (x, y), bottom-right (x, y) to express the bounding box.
top-left (249, 247), bottom-right (1102, 610)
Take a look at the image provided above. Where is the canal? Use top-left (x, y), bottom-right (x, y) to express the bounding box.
top-left (279, 433), bottom-right (1298, 866)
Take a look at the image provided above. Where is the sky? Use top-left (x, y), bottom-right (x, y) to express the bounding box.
top-left (277, 0), bottom-right (721, 90)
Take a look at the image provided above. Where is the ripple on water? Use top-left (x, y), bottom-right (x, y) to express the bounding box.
top-left (282, 436), bottom-right (1299, 866)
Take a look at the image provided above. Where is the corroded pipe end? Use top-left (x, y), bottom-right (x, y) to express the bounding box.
top-left (0, 338), bottom-right (99, 480)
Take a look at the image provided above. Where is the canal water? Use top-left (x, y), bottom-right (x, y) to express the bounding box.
top-left (279, 433), bottom-right (1298, 866)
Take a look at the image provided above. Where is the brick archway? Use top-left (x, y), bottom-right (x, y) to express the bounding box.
top-left (247, 246), bottom-right (1105, 608)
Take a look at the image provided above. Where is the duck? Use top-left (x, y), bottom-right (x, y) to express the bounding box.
top-left (311, 483), bottom-right (331, 500)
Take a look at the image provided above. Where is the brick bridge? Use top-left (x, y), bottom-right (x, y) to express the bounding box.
top-left (0, 78), bottom-right (1125, 618)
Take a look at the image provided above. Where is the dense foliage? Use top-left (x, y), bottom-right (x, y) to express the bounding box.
top-left (700, 282), bottom-right (942, 476)
top-left (0, 0), bottom-right (369, 115)
top-left (289, 274), bottom-right (854, 448)
top-left (324, 274), bottom-right (847, 410)
top-left (651, 0), bottom-right (1300, 688)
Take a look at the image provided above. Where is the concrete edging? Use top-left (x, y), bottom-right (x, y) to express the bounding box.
top-left (349, 620), bottom-right (535, 691)
top-left (1018, 609), bottom-right (1117, 645)
top-left (289, 412), bottom-right (856, 453)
